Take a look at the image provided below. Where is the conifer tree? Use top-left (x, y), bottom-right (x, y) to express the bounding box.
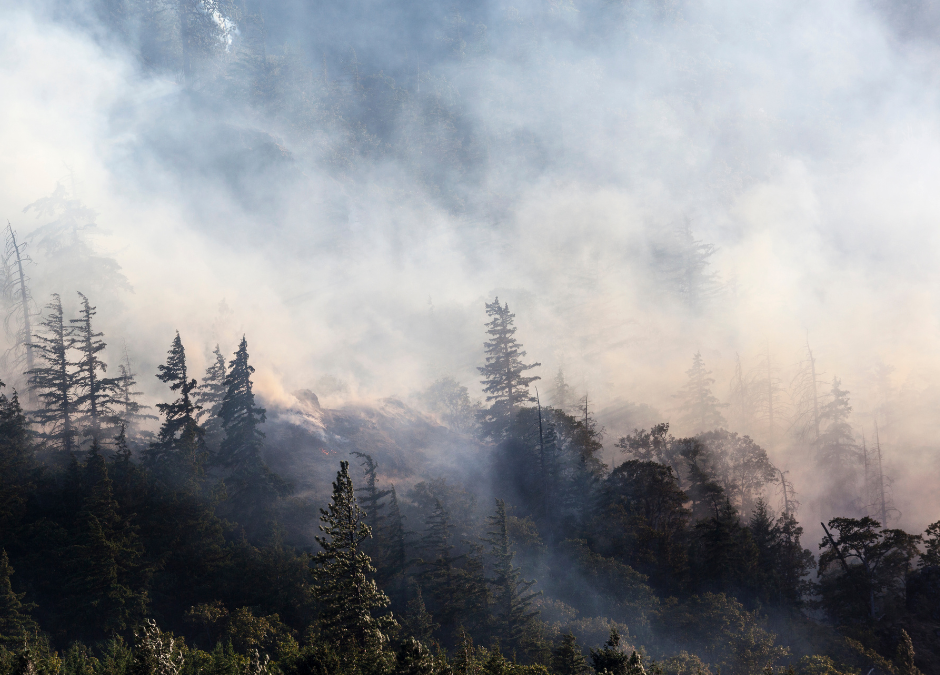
top-left (115, 348), bottom-right (155, 444)
top-left (351, 452), bottom-right (392, 564)
top-left (478, 298), bottom-right (540, 440)
top-left (311, 461), bottom-right (396, 648)
top-left (63, 441), bottom-right (148, 639)
top-left (71, 292), bottom-right (120, 441)
top-left (674, 352), bottom-right (726, 434)
top-left (0, 550), bottom-right (38, 646)
top-left (818, 377), bottom-right (857, 466)
top-left (27, 294), bottom-right (76, 454)
top-left (552, 633), bottom-right (589, 675)
top-left (0, 385), bottom-right (34, 528)
top-left (147, 332), bottom-right (204, 481)
top-left (384, 485), bottom-right (408, 589)
top-left (219, 336), bottom-right (265, 475)
top-left (483, 499), bottom-right (539, 649)
top-left (195, 345), bottom-right (227, 451)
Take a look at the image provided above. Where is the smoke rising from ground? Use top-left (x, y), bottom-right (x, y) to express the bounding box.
top-left (2, 1), bottom-right (940, 531)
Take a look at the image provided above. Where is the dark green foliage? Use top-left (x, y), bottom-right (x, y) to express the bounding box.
top-left (592, 460), bottom-right (689, 593)
top-left (590, 629), bottom-right (645, 675)
top-left (394, 637), bottom-right (438, 675)
top-left (219, 337), bottom-right (265, 475)
top-left (818, 516), bottom-right (920, 622)
top-left (147, 333), bottom-right (204, 485)
top-left (194, 345), bottom-right (227, 452)
top-left (478, 298), bottom-right (540, 441)
top-left (0, 386), bottom-right (34, 529)
top-left (918, 520), bottom-right (940, 567)
top-left (747, 500), bottom-right (815, 606)
top-left (0, 551), bottom-right (37, 646)
top-left (689, 496), bottom-right (758, 597)
top-left (310, 461), bottom-right (396, 648)
top-left (61, 442), bottom-right (149, 640)
top-left (483, 500), bottom-right (539, 650)
top-left (27, 294), bottom-right (76, 454)
top-left (70, 293), bottom-right (120, 442)
top-left (551, 633), bottom-right (588, 675)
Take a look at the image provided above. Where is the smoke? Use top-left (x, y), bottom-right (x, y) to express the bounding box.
top-left (2, 0), bottom-right (940, 531)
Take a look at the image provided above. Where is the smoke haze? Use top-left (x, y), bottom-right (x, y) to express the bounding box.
top-left (2, 0), bottom-right (940, 532)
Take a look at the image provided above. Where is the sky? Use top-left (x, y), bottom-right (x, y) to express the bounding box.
top-left (1, 0), bottom-right (940, 530)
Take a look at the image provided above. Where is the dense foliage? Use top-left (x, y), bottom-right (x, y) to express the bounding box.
top-left (0, 293), bottom-right (935, 675)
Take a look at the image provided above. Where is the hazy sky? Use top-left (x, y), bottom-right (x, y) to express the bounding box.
top-left (2, 0), bottom-right (940, 527)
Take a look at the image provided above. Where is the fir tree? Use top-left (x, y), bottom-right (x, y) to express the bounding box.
top-left (311, 461), bottom-right (397, 648)
top-left (115, 347), bottom-right (155, 444)
top-left (351, 452), bottom-right (392, 565)
top-left (478, 298), bottom-right (540, 440)
top-left (0, 386), bottom-right (34, 529)
top-left (0, 550), bottom-right (38, 647)
top-left (71, 292), bottom-right (120, 441)
top-left (219, 336), bottom-right (265, 475)
top-left (817, 377), bottom-right (857, 466)
top-left (552, 633), bottom-right (589, 675)
top-left (384, 485), bottom-right (408, 590)
top-left (147, 332), bottom-right (204, 481)
top-left (194, 345), bottom-right (227, 451)
top-left (895, 629), bottom-right (922, 675)
top-left (402, 581), bottom-right (437, 644)
top-left (482, 499), bottom-right (539, 649)
top-left (63, 441), bottom-right (149, 639)
top-left (674, 352), bottom-right (726, 434)
top-left (27, 294), bottom-right (76, 454)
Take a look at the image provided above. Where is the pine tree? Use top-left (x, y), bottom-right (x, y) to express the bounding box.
top-left (478, 298), bottom-right (540, 440)
top-left (0, 550), bottom-right (38, 646)
top-left (483, 499), bottom-right (539, 649)
top-left (27, 294), bottom-right (77, 454)
top-left (0, 386), bottom-right (34, 528)
top-left (219, 336), bottom-right (265, 475)
top-left (895, 629), bottom-right (922, 675)
top-left (71, 292), bottom-right (120, 442)
top-left (384, 485), bottom-right (408, 589)
top-left (550, 368), bottom-right (573, 413)
top-left (147, 332), bottom-right (204, 482)
top-left (195, 345), bottom-right (227, 451)
top-left (552, 633), bottom-right (589, 675)
top-left (351, 452), bottom-right (392, 564)
top-left (311, 461), bottom-right (397, 648)
top-left (63, 442), bottom-right (148, 639)
top-left (115, 347), bottom-right (155, 444)
top-left (674, 352), bottom-right (726, 435)
top-left (402, 581), bottom-right (437, 644)
top-left (817, 377), bottom-right (861, 515)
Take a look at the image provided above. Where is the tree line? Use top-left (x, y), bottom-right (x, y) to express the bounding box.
top-left (0, 293), bottom-right (936, 674)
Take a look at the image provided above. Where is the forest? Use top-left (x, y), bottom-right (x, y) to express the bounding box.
top-left (0, 282), bottom-right (937, 675)
top-left (3, 0), bottom-right (940, 674)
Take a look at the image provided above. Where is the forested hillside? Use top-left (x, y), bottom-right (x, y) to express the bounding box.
top-left (0, 288), bottom-right (936, 675)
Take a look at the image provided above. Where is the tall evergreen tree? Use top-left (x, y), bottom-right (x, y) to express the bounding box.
top-left (219, 336), bottom-right (265, 475)
top-left (62, 442), bottom-right (149, 639)
top-left (483, 499), bottom-right (539, 649)
top-left (195, 344), bottom-right (227, 451)
top-left (71, 292), bottom-right (120, 441)
top-left (0, 385), bottom-right (34, 529)
top-left (115, 348), bottom-right (155, 444)
top-left (147, 332), bottom-right (204, 482)
top-left (478, 298), bottom-right (540, 440)
top-left (674, 352), bottom-right (726, 434)
top-left (27, 294), bottom-right (76, 454)
top-left (552, 633), bottom-right (589, 675)
top-left (311, 461), bottom-right (397, 648)
top-left (0, 550), bottom-right (38, 646)
top-left (351, 452), bottom-right (392, 564)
